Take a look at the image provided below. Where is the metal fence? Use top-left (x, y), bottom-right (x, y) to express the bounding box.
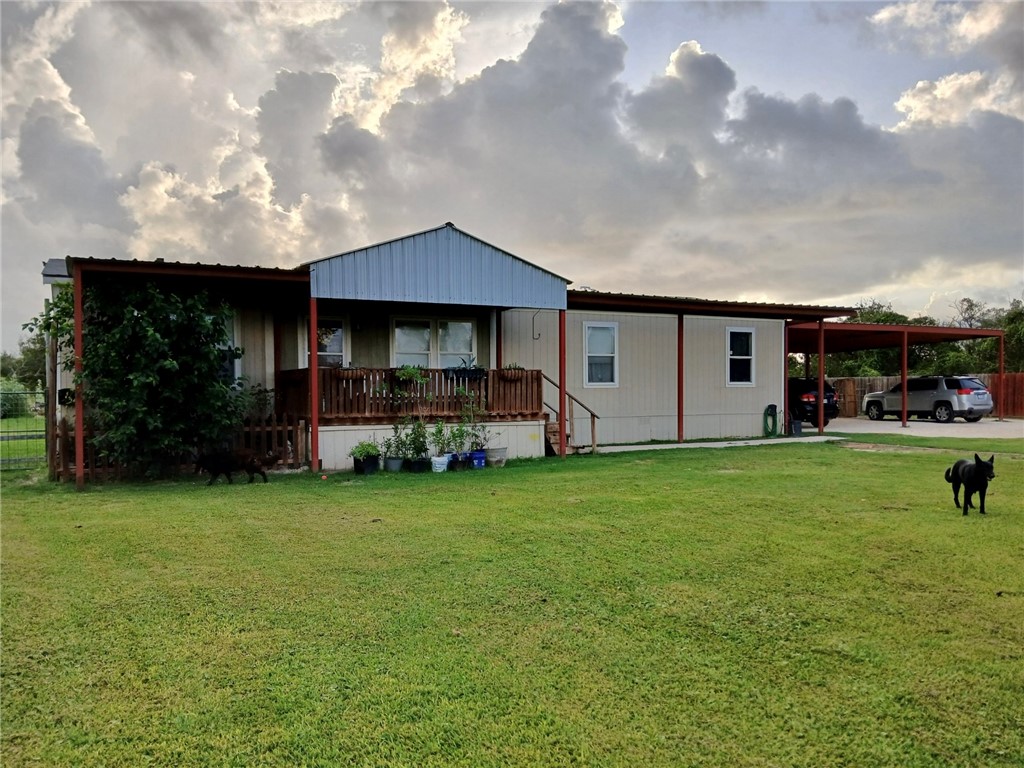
top-left (0, 389), bottom-right (47, 469)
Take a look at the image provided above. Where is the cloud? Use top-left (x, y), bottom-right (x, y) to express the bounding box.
top-left (872, 1), bottom-right (1024, 126)
top-left (1, 0), bottom-right (1022, 352)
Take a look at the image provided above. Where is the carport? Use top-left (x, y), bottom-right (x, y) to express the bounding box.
top-left (786, 321), bottom-right (1006, 432)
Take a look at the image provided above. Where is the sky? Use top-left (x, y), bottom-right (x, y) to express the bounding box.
top-left (2, 0), bottom-right (1022, 352)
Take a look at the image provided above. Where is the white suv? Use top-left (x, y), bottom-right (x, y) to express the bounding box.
top-left (862, 376), bottom-right (993, 423)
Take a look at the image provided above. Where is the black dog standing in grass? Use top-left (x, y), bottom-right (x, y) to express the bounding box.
top-left (195, 450), bottom-right (278, 486)
top-left (944, 454), bottom-right (995, 515)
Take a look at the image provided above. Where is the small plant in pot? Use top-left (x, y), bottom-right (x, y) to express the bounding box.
top-left (429, 420), bottom-right (451, 472)
top-left (468, 423), bottom-right (490, 469)
top-left (448, 420), bottom-right (469, 470)
top-left (404, 419), bottom-right (430, 473)
top-left (380, 434), bottom-right (404, 472)
top-left (500, 362), bottom-right (526, 381)
top-left (349, 439), bottom-right (381, 475)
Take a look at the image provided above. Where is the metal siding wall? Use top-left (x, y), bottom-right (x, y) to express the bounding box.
top-left (502, 309), bottom-right (678, 445)
top-left (683, 316), bottom-right (784, 440)
top-left (310, 229), bottom-right (566, 309)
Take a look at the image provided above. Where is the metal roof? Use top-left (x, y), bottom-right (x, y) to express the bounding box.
top-left (788, 321), bottom-right (1004, 354)
top-left (308, 222), bottom-right (569, 309)
top-left (567, 289), bottom-right (856, 322)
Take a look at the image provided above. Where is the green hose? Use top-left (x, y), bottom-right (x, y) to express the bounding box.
top-left (763, 404), bottom-right (779, 437)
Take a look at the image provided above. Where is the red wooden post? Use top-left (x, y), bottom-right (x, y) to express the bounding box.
top-left (558, 309), bottom-right (567, 458)
top-left (998, 334), bottom-right (1005, 420)
top-left (900, 330), bottom-right (909, 427)
top-left (677, 314), bottom-right (685, 442)
top-left (73, 262), bottom-right (85, 490)
top-left (309, 297), bottom-right (320, 471)
top-left (817, 320), bottom-right (825, 434)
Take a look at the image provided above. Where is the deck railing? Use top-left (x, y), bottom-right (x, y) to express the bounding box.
top-left (277, 367), bottom-right (544, 424)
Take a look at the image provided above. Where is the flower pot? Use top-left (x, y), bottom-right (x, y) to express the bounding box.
top-left (470, 449), bottom-right (486, 469)
top-left (430, 456), bottom-right (449, 473)
top-left (353, 456), bottom-right (379, 475)
top-left (407, 457), bottom-right (430, 473)
top-left (484, 446), bottom-right (507, 468)
top-left (383, 456), bottom-right (404, 472)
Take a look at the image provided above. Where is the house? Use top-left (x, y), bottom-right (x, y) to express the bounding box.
top-left (44, 222), bottom-right (856, 484)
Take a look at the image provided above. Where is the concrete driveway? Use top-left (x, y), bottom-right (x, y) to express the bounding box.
top-left (823, 416), bottom-right (1023, 440)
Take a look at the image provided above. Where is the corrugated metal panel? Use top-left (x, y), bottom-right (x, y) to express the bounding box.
top-left (310, 224), bottom-right (567, 309)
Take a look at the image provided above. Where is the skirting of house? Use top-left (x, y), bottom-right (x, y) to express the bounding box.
top-left (318, 420), bottom-right (548, 471)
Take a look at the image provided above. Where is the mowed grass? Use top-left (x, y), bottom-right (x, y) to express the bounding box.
top-left (2, 441), bottom-right (1023, 767)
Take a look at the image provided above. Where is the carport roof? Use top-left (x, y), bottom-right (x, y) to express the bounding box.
top-left (788, 321), bottom-right (1004, 354)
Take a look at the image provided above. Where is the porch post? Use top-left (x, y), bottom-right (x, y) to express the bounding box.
top-left (677, 314), bottom-right (684, 442)
top-left (900, 330), bottom-right (909, 427)
top-left (783, 322), bottom-right (790, 436)
top-left (558, 309), bottom-right (567, 458)
top-left (309, 297), bottom-right (320, 471)
top-left (494, 310), bottom-right (503, 369)
top-left (73, 262), bottom-right (85, 490)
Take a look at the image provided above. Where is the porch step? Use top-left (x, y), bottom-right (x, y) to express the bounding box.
top-left (545, 421), bottom-right (576, 455)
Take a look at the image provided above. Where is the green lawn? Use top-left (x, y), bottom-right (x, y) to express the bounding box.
top-left (2, 441), bottom-right (1022, 767)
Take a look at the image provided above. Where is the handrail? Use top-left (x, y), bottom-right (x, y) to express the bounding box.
top-left (542, 373), bottom-right (600, 454)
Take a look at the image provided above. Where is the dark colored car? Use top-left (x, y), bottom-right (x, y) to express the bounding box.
top-left (788, 378), bottom-right (840, 427)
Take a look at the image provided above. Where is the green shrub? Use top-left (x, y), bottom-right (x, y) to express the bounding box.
top-left (0, 378), bottom-right (30, 418)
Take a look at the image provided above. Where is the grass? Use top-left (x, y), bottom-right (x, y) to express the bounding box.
top-left (0, 415), bottom-right (46, 466)
top-left (2, 441), bottom-right (1023, 767)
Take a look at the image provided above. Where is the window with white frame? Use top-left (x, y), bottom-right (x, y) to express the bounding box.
top-left (394, 319), bottom-right (475, 368)
top-left (584, 322), bottom-right (618, 387)
top-left (316, 320), bottom-right (346, 367)
top-left (726, 327), bottom-right (755, 386)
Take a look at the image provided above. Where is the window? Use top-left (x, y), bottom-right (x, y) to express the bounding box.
top-left (316, 320), bottom-right (346, 367)
top-left (438, 321), bottom-right (474, 368)
top-left (585, 322), bottom-right (618, 387)
top-left (394, 319), bottom-right (475, 368)
top-left (726, 327), bottom-right (754, 386)
top-left (217, 313), bottom-right (241, 384)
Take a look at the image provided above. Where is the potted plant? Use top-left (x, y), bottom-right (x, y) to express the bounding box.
top-left (349, 439), bottom-right (380, 475)
top-left (483, 428), bottom-right (508, 467)
top-left (429, 420), bottom-right (451, 472)
top-left (500, 362), bottom-right (526, 381)
top-left (445, 355), bottom-right (487, 382)
top-left (380, 432), bottom-right (405, 472)
top-left (468, 423), bottom-right (490, 469)
top-left (404, 418), bottom-right (430, 473)
top-left (447, 420), bottom-right (469, 470)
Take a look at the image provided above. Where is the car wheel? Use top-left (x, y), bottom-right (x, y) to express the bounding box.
top-left (865, 402), bottom-right (884, 421)
top-left (933, 403), bottom-right (954, 423)
top-left (964, 415), bottom-right (983, 423)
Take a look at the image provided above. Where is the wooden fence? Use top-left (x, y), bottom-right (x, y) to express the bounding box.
top-left (54, 414), bottom-right (307, 483)
top-left (277, 367), bottom-right (544, 424)
top-left (832, 373), bottom-right (1024, 418)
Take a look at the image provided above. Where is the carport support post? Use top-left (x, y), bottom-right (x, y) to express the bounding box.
top-left (900, 330), bottom-right (909, 427)
top-left (817, 320), bottom-right (825, 434)
top-left (73, 262), bottom-right (85, 490)
top-left (677, 314), bottom-right (685, 442)
top-left (309, 297), bottom-right (320, 472)
top-left (998, 334), bottom-right (1005, 421)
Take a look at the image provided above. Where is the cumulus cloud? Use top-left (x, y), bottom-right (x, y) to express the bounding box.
top-left (1, 0), bottom-right (1022, 351)
top-left (872, 0), bottom-right (1024, 126)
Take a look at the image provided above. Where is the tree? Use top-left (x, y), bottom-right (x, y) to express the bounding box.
top-left (0, 329), bottom-right (46, 390)
top-left (29, 281), bottom-right (248, 477)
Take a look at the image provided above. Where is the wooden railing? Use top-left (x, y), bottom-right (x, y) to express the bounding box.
top-left (53, 414), bottom-right (307, 482)
top-left (542, 373), bottom-right (599, 454)
top-left (277, 367), bottom-right (544, 424)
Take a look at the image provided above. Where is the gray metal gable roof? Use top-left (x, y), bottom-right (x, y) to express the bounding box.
top-left (308, 223), bottom-right (568, 309)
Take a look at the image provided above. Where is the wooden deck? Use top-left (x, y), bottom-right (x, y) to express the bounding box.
top-left (277, 367), bottom-right (544, 425)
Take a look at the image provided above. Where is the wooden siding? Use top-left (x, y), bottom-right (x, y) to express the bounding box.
top-left (683, 316), bottom-right (785, 440)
